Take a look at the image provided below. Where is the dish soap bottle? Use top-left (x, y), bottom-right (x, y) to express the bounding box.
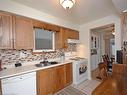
top-left (60, 52), bottom-right (65, 62)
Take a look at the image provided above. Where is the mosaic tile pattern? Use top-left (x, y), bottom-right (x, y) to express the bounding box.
top-left (0, 44), bottom-right (77, 66)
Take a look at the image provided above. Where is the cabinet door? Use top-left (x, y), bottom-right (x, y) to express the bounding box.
top-left (55, 28), bottom-right (79, 49)
top-left (65, 63), bottom-right (73, 86)
top-left (55, 28), bottom-right (67, 49)
top-left (0, 12), bottom-right (13, 49)
top-left (54, 65), bottom-right (66, 92)
top-left (14, 16), bottom-right (34, 49)
top-left (72, 30), bottom-right (79, 39)
top-left (37, 68), bottom-right (54, 95)
top-left (67, 30), bottom-right (79, 39)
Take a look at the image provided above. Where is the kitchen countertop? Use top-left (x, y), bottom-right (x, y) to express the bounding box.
top-left (0, 60), bottom-right (73, 79)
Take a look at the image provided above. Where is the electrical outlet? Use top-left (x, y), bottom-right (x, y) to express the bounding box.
top-left (20, 51), bottom-right (27, 58)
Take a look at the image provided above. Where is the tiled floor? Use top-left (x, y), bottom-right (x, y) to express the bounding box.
top-left (75, 80), bottom-right (101, 95)
top-left (54, 86), bottom-right (86, 95)
top-left (73, 68), bottom-right (101, 95)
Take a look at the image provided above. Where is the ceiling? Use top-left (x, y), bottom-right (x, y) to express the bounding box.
top-left (11, 0), bottom-right (119, 25)
top-left (112, 0), bottom-right (127, 13)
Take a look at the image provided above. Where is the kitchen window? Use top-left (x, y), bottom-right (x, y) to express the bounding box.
top-left (33, 28), bottom-right (55, 52)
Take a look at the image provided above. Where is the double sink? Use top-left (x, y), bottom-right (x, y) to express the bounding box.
top-left (35, 61), bottom-right (58, 67)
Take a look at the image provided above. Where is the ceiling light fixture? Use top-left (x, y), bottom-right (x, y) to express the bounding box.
top-left (60, 0), bottom-right (75, 9)
top-left (123, 10), bottom-right (127, 13)
top-left (112, 29), bottom-right (115, 35)
top-left (112, 32), bottom-right (115, 35)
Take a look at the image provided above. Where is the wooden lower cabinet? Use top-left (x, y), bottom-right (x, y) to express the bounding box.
top-left (37, 63), bottom-right (72, 95)
top-left (65, 63), bottom-right (73, 86)
top-left (37, 68), bottom-right (54, 95)
top-left (53, 65), bottom-right (66, 92)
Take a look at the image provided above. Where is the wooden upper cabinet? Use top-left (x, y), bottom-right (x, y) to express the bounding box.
top-left (33, 20), bottom-right (60, 32)
top-left (45, 24), bottom-right (60, 32)
top-left (56, 28), bottom-right (79, 49)
top-left (33, 20), bottom-right (46, 29)
top-left (0, 12), bottom-right (13, 49)
top-left (55, 28), bottom-right (67, 49)
top-left (67, 29), bottom-right (79, 39)
top-left (0, 11), bottom-right (78, 50)
top-left (13, 16), bottom-right (34, 49)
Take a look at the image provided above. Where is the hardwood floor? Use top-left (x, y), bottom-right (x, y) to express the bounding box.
top-left (91, 68), bottom-right (102, 81)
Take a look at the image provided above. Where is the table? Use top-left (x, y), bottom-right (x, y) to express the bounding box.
top-left (92, 77), bottom-right (127, 95)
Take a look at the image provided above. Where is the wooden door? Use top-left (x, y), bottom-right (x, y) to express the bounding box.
top-left (65, 63), bottom-right (73, 86)
top-left (0, 12), bottom-right (13, 49)
top-left (14, 16), bottom-right (34, 49)
top-left (37, 68), bottom-right (54, 95)
top-left (53, 65), bottom-right (66, 92)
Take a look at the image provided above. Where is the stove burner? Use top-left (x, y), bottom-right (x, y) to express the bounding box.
top-left (69, 57), bottom-right (85, 61)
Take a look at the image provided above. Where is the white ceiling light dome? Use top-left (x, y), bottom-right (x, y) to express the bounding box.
top-left (60, 0), bottom-right (75, 9)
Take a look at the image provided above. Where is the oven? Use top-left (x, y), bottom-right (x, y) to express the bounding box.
top-left (71, 58), bottom-right (87, 86)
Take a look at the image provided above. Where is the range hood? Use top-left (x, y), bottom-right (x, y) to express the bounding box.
top-left (67, 39), bottom-right (80, 44)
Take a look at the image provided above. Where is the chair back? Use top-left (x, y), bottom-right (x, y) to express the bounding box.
top-left (102, 54), bottom-right (110, 63)
top-left (98, 62), bottom-right (108, 80)
top-left (112, 63), bottom-right (127, 78)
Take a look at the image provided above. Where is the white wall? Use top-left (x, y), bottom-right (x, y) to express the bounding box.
top-left (90, 32), bottom-right (99, 71)
top-left (79, 15), bottom-right (121, 79)
top-left (0, 0), bottom-right (79, 30)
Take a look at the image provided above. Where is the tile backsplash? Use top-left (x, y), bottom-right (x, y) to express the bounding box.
top-left (0, 49), bottom-right (60, 66)
top-left (0, 44), bottom-right (77, 67)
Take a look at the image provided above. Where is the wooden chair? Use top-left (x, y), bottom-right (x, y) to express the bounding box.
top-left (98, 62), bottom-right (109, 81)
top-left (102, 54), bottom-right (112, 72)
top-left (112, 63), bottom-right (127, 78)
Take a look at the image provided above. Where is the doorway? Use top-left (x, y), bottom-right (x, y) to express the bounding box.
top-left (90, 24), bottom-right (115, 79)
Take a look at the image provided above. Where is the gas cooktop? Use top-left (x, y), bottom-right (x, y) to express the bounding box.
top-left (69, 57), bottom-right (85, 61)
